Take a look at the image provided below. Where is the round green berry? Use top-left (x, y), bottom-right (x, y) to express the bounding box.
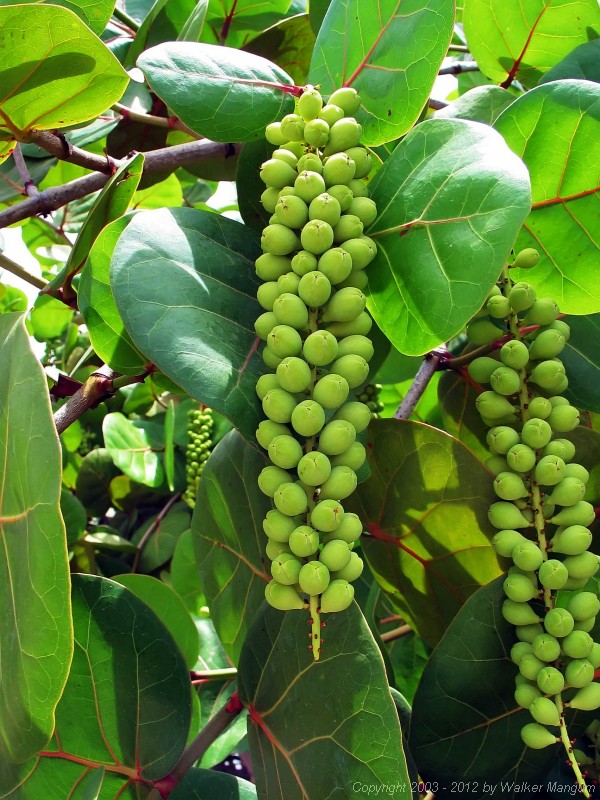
top-left (312, 374), bottom-right (350, 409)
top-left (298, 561), bottom-right (331, 594)
top-left (291, 400), bottom-right (326, 437)
top-left (297, 451), bottom-right (332, 486)
top-left (268, 434), bottom-right (303, 469)
top-left (320, 579), bottom-right (354, 612)
top-left (274, 482), bottom-right (308, 516)
top-left (265, 580), bottom-right (304, 610)
top-left (311, 499), bottom-right (344, 532)
top-left (289, 525), bottom-right (320, 557)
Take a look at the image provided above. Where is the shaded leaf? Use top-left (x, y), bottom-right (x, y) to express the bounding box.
top-left (6, 574), bottom-right (193, 797)
top-left (131, 502), bottom-right (191, 572)
top-left (463, 0), bottom-right (600, 87)
top-left (408, 578), bottom-right (586, 798)
top-left (0, 0), bottom-right (118, 35)
top-left (125, 0), bottom-right (196, 67)
top-left (238, 602), bottom-right (410, 799)
top-left (562, 314), bottom-right (600, 412)
top-left (61, 490), bottom-right (88, 545)
top-left (244, 13), bottom-right (315, 86)
top-left (113, 573), bottom-right (200, 669)
top-left (202, 0), bottom-right (293, 48)
top-left (236, 138), bottom-right (273, 233)
top-left (308, 0), bottom-right (455, 145)
top-left (169, 767), bottom-right (256, 799)
top-left (110, 208), bottom-right (265, 441)
top-left (78, 214), bottom-right (147, 374)
top-left (170, 529), bottom-right (207, 614)
top-left (197, 681), bottom-right (248, 768)
top-left (367, 119), bottom-right (531, 355)
top-left (103, 412), bottom-right (164, 488)
top-left (539, 39), bottom-right (600, 85)
top-left (0, 5), bottom-right (127, 160)
top-left (437, 369), bottom-right (488, 462)
top-left (495, 80), bottom-right (600, 314)
top-left (191, 430), bottom-right (271, 664)
top-left (348, 419), bottom-right (502, 646)
top-left (138, 42), bottom-right (296, 142)
top-left (28, 294), bottom-right (73, 340)
top-left (433, 85), bottom-right (515, 125)
top-left (75, 448), bottom-right (120, 517)
top-left (0, 313), bottom-right (73, 792)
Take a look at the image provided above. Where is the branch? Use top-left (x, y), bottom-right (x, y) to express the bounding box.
top-left (0, 252), bottom-right (47, 290)
top-left (0, 140), bottom-right (242, 229)
top-left (381, 624), bottom-right (412, 643)
top-left (447, 43), bottom-right (469, 52)
top-left (190, 667), bottom-right (238, 684)
top-left (394, 351), bottom-right (443, 420)
top-left (12, 145), bottom-right (39, 198)
top-left (113, 103), bottom-right (200, 138)
top-left (112, 4), bottom-right (140, 32)
top-left (53, 365), bottom-right (118, 434)
top-left (29, 130), bottom-right (118, 173)
top-left (439, 61), bottom-right (479, 75)
top-left (428, 97), bottom-right (448, 110)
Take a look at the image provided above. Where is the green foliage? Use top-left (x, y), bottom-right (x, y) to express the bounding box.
top-left (0, 0), bottom-right (598, 796)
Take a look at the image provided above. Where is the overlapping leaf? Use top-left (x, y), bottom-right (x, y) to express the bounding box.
top-left (238, 602), bottom-right (410, 799)
top-left (78, 214), bottom-right (147, 374)
top-left (0, 0), bottom-right (118, 35)
top-left (539, 39), bottom-right (600, 85)
top-left (463, 0), bottom-right (600, 87)
top-left (434, 85), bottom-right (515, 125)
top-left (437, 370), bottom-right (488, 462)
top-left (367, 119), bottom-right (531, 355)
top-left (0, 314), bottom-right (73, 794)
top-left (409, 578), bottom-right (589, 798)
top-left (561, 314), bottom-right (600, 412)
top-left (244, 12), bottom-right (316, 86)
top-left (138, 42), bottom-right (295, 141)
top-left (170, 768), bottom-right (257, 799)
top-left (0, 5), bottom-right (127, 161)
top-left (5, 575), bottom-right (193, 798)
top-left (110, 208), bottom-right (265, 441)
top-left (348, 419), bottom-right (502, 646)
top-left (308, 0), bottom-right (455, 145)
top-left (103, 412), bottom-right (164, 488)
top-left (191, 430), bottom-right (271, 664)
top-left (202, 0), bottom-right (293, 48)
top-left (495, 80), bottom-right (600, 314)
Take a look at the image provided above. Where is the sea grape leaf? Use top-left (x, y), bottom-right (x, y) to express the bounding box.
top-left (0, 313), bottom-right (73, 793)
top-left (0, 0), bottom-right (118, 35)
top-left (463, 0), bottom-right (600, 87)
top-left (103, 412), bottom-right (164, 488)
top-left (202, 0), bottom-right (293, 48)
top-left (110, 207), bottom-right (265, 441)
top-left (348, 418), bottom-right (503, 646)
top-left (0, 5), bottom-right (127, 161)
top-left (238, 602), bottom-right (411, 799)
top-left (169, 768), bottom-right (257, 799)
top-left (75, 448), bottom-right (120, 517)
top-left (138, 42), bottom-right (295, 141)
top-left (367, 118), bottom-right (531, 355)
top-left (191, 430), bottom-right (271, 665)
top-left (562, 314), bottom-right (600, 413)
top-left (131, 502), bottom-right (191, 573)
top-left (78, 214), bottom-right (147, 375)
top-left (170, 529), bottom-right (206, 614)
top-left (495, 80), bottom-right (600, 314)
top-left (433, 85), bottom-right (515, 125)
top-left (539, 39), bottom-right (600, 85)
top-left (244, 12), bottom-right (315, 86)
top-left (5, 574), bottom-right (193, 798)
top-left (308, 0), bottom-right (455, 145)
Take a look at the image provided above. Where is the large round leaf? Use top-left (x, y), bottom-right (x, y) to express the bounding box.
top-left (0, 0), bottom-right (118, 35)
top-left (562, 314), bottom-right (600, 412)
top-left (238, 602), bottom-right (410, 799)
top-left (495, 80), bottom-right (600, 314)
top-left (138, 42), bottom-right (295, 142)
top-left (110, 208), bottom-right (265, 441)
top-left (0, 5), bottom-right (128, 160)
top-left (191, 430), bottom-right (271, 664)
top-left (367, 119), bottom-right (531, 355)
top-left (0, 314), bottom-right (73, 794)
top-left (463, 0), bottom-right (600, 87)
top-left (308, 0), bottom-right (454, 145)
top-left (348, 418), bottom-right (503, 646)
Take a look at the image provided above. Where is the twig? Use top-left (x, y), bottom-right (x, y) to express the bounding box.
top-left (29, 130), bottom-right (118, 174)
top-left (439, 61), bottom-right (479, 75)
top-left (190, 667), bottom-right (238, 684)
top-left (428, 97), bottom-right (448, 110)
top-left (0, 140), bottom-right (242, 229)
top-left (447, 44), bottom-right (468, 52)
top-left (112, 4), bottom-right (140, 32)
top-left (394, 351), bottom-right (443, 419)
top-left (12, 145), bottom-right (39, 198)
top-left (381, 624), bottom-right (412, 643)
top-left (0, 252), bottom-right (47, 290)
top-left (113, 103), bottom-right (200, 138)
top-left (53, 365), bottom-right (119, 434)
top-left (131, 492), bottom-right (182, 573)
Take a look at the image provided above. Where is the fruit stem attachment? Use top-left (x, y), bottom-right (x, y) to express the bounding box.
top-left (555, 694), bottom-right (591, 799)
top-left (310, 594), bottom-right (321, 661)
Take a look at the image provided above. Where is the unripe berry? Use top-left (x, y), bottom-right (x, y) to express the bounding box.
top-left (469, 357), bottom-right (502, 383)
top-left (508, 281), bottom-right (536, 312)
top-left (563, 463), bottom-right (589, 483)
top-left (274, 482), bottom-right (308, 516)
top-left (303, 330), bottom-right (338, 366)
top-left (488, 502), bottom-right (532, 529)
top-left (309, 193), bottom-right (341, 226)
top-left (272, 292), bottom-right (309, 329)
top-left (311, 499), bottom-right (344, 531)
top-left (561, 630), bottom-right (594, 659)
top-left (263, 388), bottom-right (297, 423)
top-left (487, 295), bottom-right (511, 319)
top-left (263, 509), bottom-right (299, 542)
top-left (573, 617), bottom-right (596, 633)
top-left (319, 465), bottom-right (357, 500)
top-left (272, 552), bottom-right (303, 584)
top-left (291, 249), bottom-right (318, 276)
top-left (328, 87), bottom-right (361, 115)
top-left (255, 311), bottom-right (278, 340)
top-left (289, 525), bottom-right (320, 557)
top-left (538, 559), bottom-right (569, 589)
top-left (490, 366), bottom-right (521, 396)
top-left (537, 666), bottom-right (565, 694)
top-left (280, 113), bottom-right (306, 141)
top-left (535, 455), bottom-right (566, 486)
top-left (486, 455), bottom-right (509, 475)
top-left (515, 683), bottom-right (542, 708)
top-left (520, 723), bottom-right (557, 749)
top-left (297, 153), bottom-right (323, 174)
top-left (550, 501), bottom-right (595, 526)
top-left (322, 287), bottom-right (366, 322)
top-left (266, 435), bottom-right (303, 472)
top-left (487, 426), bottom-right (520, 455)
top-left (261, 224), bottom-right (301, 255)
top-left (512, 541), bottom-right (543, 571)
top-left (568, 683), bottom-right (600, 711)
top-left (528, 329), bottom-right (566, 360)
top-left (476, 391), bottom-right (516, 420)
top-left (267, 325), bottom-right (303, 359)
top-left (295, 170), bottom-right (327, 202)
top-left (547, 405), bottom-right (579, 432)
top-left (260, 158), bottom-right (298, 188)
top-left (532, 633), bottom-right (561, 662)
top-left (333, 214), bottom-right (364, 244)
top-left (336, 334), bottom-right (374, 362)
top-left (562, 551), bottom-right (599, 580)
top-left (319, 103), bottom-right (345, 126)
top-left (277, 271), bottom-right (301, 295)
top-left (263, 346), bottom-right (282, 369)
top-left (266, 540), bottom-right (291, 560)
top-left (548, 477), bottom-right (586, 507)
top-left (331, 441), bottom-right (366, 470)
top-left (544, 608), bottom-right (574, 637)
top-left (318, 247), bottom-right (353, 283)
top-left (319, 539), bottom-right (352, 571)
top-left (565, 659), bottom-right (594, 688)
top-left (513, 248), bottom-right (540, 269)
top-left (265, 580), bottom-right (304, 610)
top-left (326, 184), bottom-right (354, 211)
top-left (568, 592), bottom-right (600, 620)
top-left (323, 152), bottom-right (356, 186)
top-left (527, 397), bottom-right (552, 420)
top-left (511, 642), bottom-right (533, 664)
top-left (518, 651), bottom-right (545, 679)
top-left (318, 420), bottom-right (356, 455)
top-left (331, 551), bottom-right (364, 581)
top-left (494, 472), bottom-right (529, 501)
top-left (529, 697), bottom-right (560, 727)
top-left (339, 236), bottom-right (377, 269)
top-left (503, 573), bottom-right (538, 602)
top-left (275, 194), bottom-right (309, 228)
top-left (320, 579), bottom-right (354, 612)
top-left (517, 623), bottom-right (545, 643)
top-left (304, 118), bottom-right (330, 147)
top-left (255, 253), bottom-right (292, 281)
top-left (530, 360), bottom-right (566, 391)
top-left (297, 451), bottom-right (331, 486)
top-left (466, 319), bottom-right (503, 345)
top-left (347, 197), bottom-right (377, 226)
top-left (256, 419), bottom-right (290, 450)
top-left (500, 339), bottom-right (530, 369)
top-left (272, 149), bottom-right (298, 168)
top-left (298, 561), bottom-right (330, 594)
top-left (265, 121), bottom-right (287, 145)
top-left (502, 599), bottom-right (541, 626)
top-left (298, 271), bottom-right (332, 307)
top-left (312, 373), bottom-right (350, 409)
top-left (297, 86), bottom-right (323, 120)
top-left (324, 117), bottom-right (362, 155)
top-left (521, 419), bottom-right (552, 449)
top-left (301, 219), bottom-right (335, 255)
top-left (524, 298), bottom-right (560, 326)
top-left (329, 354), bottom-right (369, 388)
top-left (261, 186), bottom-right (281, 213)
top-left (291, 400), bottom-right (326, 437)
top-left (256, 373), bottom-right (281, 400)
top-left (492, 529), bottom-right (527, 557)
top-left (259, 465), bottom-right (293, 497)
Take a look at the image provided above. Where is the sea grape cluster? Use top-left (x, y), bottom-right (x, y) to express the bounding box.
top-left (254, 85), bottom-right (376, 658)
top-left (469, 258), bottom-right (600, 752)
top-left (183, 405), bottom-right (214, 509)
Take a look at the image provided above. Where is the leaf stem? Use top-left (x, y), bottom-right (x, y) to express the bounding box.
top-left (190, 667), bottom-right (238, 684)
top-left (555, 694), bottom-right (591, 799)
top-left (309, 594), bottom-right (321, 661)
top-left (0, 252), bottom-right (47, 290)
top-left (394, 350), bottom-right (443, 419)
top-left (112, 4), bottom-right (140, 31)
top-left (12, 144), bottom-right (39, 198)
top-left (380, 624), bottom-right (412, 642)
top-left (112, 103), bottom-right (200, 138)
top-left (438, 61), bottom-right (479, 75)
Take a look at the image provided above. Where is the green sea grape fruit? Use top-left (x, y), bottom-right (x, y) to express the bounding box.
top-left (309, 193), bottom-right (341, 226)
top-left (271, 552), bottom-right (303, 584)
top-left (318, 420), bottom-right (356, 455)
top-left (524, 298), bottom-right (560, 326)
top-left (298, 561), bottom-right (330, 594)
top-left (508, 281), bottom-right (536, 312)
top-left (312, 374), bottom-right (350, 409)
top-left (520, 723), bottom-right (558, 749)
top-left (297, 451), bottom-right (332, 486)
top-left (303, 329), bottom-right (339, 365)
top-left (547, 405), bottom-right (580, 432)
top-left (567, 592), bottom-right (600, 621)
top-left (515, 683), bottom-right (542, 708)
top-left (311, 499), bottom-right (344, 532)
top-left (513, 248), bottom-right (540, 269)
top-left (529, 697), bottom-right (560, 727)
top-left (319, 465), bottom-right (358, 500)
top-left (468, 356), bottom-right (501, 383)
top-left (536, 666), bottom-right (565, 695)
top-left (527, 397), bottom-right (552, 420)
top-left (331, 551), bottom-right (364, 581)
top-left (265, 581), bottom-right (305, 610)
top-left (551, 525), bottom-right (592, 555)
top-left (561, 631), bottom-right (594, 659)
top-left (273, 482), bottom-right (309, 516)
top-left (550, 502), bottom-right (595, 526)
top-left (502, 600), bottom-right (541, 626)
top-left (291, 400), bottom-right (326, 436)
top-left (263, 510), bottom-right (299, 542)
top-left (319, 103), bottom-right (345, 126)
top-left (487, 426), bottom-right (520, 454)
top-left (289, 526), bottom-right (320, 557)
top-left (319, 539), bottom-right (352, 571)
top-left (500, 339), bottom-right (530, 369)
top-left (490, 366), bottom-right (521, 396)
top-left (544, 608), bottom-right (575, 637)
top-left (488, 502), bottom-right (532, 529)
top-left (258, 465), bottom-right (293, 497)
top-left (532, 634), bottom-right (561, 662)
top-left (569, 683), bottom-right (600, 711)
top-left (565, 659), bottom-right (595, 688)
top-left (537, 559), bottom-right (568, 590)
top-left (319, 579), bottom-right (354, 612)
top-left (492, 529), bottom-right (527, 557)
